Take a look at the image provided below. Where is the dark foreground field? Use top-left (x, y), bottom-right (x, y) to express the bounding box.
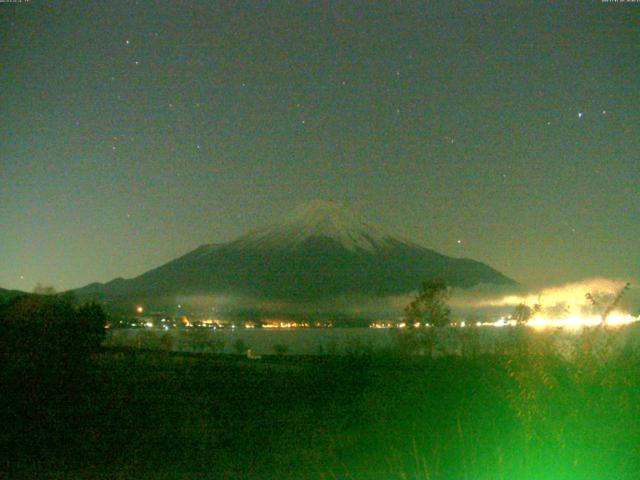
top-left (3, 339), bottom-right (640, 480)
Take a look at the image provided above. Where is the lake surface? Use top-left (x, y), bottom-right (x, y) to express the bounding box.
top-left (105, 324), bottom-right (640, 356)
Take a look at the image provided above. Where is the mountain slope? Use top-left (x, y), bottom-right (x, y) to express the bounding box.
top-left (76, 201), bottom-right (515, 304)
top-left (0, 287), bottom-right (29, 302)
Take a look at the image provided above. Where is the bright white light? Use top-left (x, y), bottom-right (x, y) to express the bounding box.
top-left (490, 318), bottom-right (516, 328)
top-left (473, 312), bottom-right (638, 330)
top-left (526, 312), bottom-right (638, 331)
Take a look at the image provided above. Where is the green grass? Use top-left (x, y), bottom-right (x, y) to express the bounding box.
top-left (2, 336), bottom-right (640, 479)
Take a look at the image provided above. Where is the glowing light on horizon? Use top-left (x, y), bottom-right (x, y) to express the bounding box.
top-left (473, 312), bottom-right (638, 330)
top-left (262, 320), bottom-right (310, 329)
top-left (464, 278), bottom-right (630, 310)
top-left (526, 311), bottom-right (638, 330)
top-left (370, 314), bottom-right (638, 330)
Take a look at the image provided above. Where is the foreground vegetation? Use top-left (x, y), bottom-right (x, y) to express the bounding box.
top-left (2, 323), bottom-right (640, 478)
top-left (2, 292), bottom-right (640, 478)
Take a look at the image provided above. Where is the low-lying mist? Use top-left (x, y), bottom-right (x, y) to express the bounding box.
top-left (163, 277), bottom-right (638, 322)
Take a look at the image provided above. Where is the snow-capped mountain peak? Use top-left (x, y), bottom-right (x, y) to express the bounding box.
top-left (75, 199), bottom-right (516, 305)
top-left (233, 200), bottom-right (395, 252)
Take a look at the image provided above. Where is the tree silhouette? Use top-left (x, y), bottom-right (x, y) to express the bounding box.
top-left (512, 303), bottom-right (533, 324)
top-left (33, 284), bottom-right (57, 295)
top-left (0, 294), bottom-right (107, 369)
top-left (404, 279), bottom-right (452, 328)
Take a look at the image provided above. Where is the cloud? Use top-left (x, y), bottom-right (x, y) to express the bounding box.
top-left (449, 277), bottom-right (636, 318)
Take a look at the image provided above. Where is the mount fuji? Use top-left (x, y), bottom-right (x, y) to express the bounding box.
top-left (76, 200), bottom-right (515, 309)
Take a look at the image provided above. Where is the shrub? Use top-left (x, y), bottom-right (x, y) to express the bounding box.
top-left (233, 338), bottom-right (248, 355)
top-left (273, 343), bottom-right (289, 356)
top-left (0, 294), bottom-right (107, 369)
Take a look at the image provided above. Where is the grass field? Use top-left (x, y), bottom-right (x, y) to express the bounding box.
top-left (3, 330), bottom-right (640, 479)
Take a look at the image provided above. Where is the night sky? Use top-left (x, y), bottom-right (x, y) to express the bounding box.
top-left (1, 1), bottom-right (638, 291)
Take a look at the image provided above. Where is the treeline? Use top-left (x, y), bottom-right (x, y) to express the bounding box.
top-left (0, 293), bottom-right (107, 369)
top-left (0, 293), bottom-right (110, 474)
